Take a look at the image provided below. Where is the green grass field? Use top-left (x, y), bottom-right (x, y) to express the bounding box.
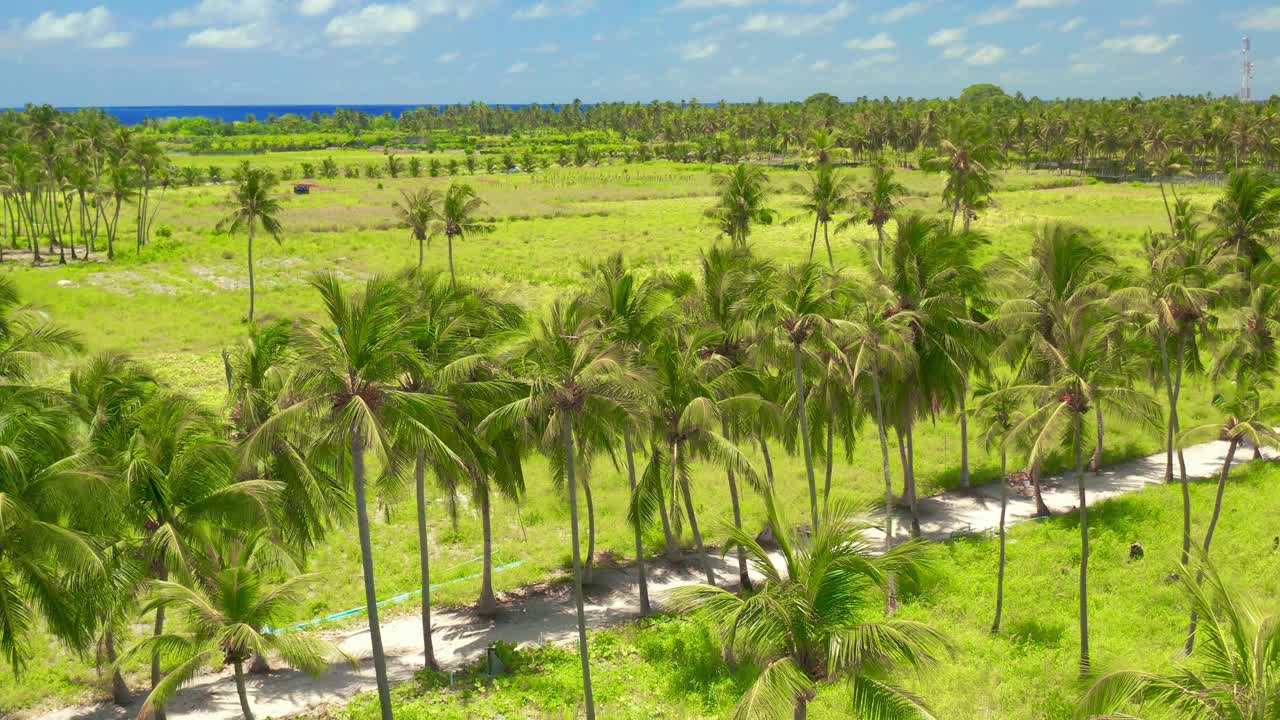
top-left (310, 458), bottom-right (1280, 720)
top-left (0, 149), bottom-right (1241, 715)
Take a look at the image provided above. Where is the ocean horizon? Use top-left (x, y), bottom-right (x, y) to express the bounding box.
top-left (9, 104), bottom-right (551, 126)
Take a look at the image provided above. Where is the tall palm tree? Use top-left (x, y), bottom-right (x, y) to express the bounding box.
top-left (1176, 386), bottom-right (1280, 652)
top-left (837, 290), bottom-right (917, 612)
top-left (121, 550), bottom-right (350, 720)
top-left (216, 165), bottom-right (283, 323)
top-left (709, 162), bottom-right (773, 247)
top-left (753, 262), bottom-right (839, 534)
top-left (972, 376), bottom-right (1022, 634)
top-left (989, 222), bottom-right (1115, 516)
top-left (432, 183), bottom-right (491, 288)
top-left (788, 164), bottom-right (855, 267)
top-left (1078, 558), bottom-right (1280, 720)
top-left (484, 297), bottom-right (646, 720)
top-left (393, 187), bottom-right (438, 270)
top-left (857, 156), bottom-right (907, 267)
top-left (926, 119), bottom-right (1000, 233)
top-left (582, 253), bottom-right (673, 613)
top-left (246, 273), bottom-right (462, 720)
top-left (666, 494), bottom-right (949, 720)
top-left (1002, 308), bottom-right (1158, 672)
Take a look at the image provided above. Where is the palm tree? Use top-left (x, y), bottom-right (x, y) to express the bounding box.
top-left (121, 548), bottom-right (350, 720)
top-left (972, 376), bottom-right (1022, 634)
top-left (1002, 308), bottom-right (1159, 672)
top-left (989, 223), bottom-right (1115, 516)
top-left (245, 273), bottom-right (462, 720)
top-left (392, 187), bottom-right (438, 270)
top-left (1078, 558), bottom-right (1280, 720)
top-left (1176, 386), bottom-right (1280, 652)
top-left (484, 297), bottom-right (646, 720)
top-left (1209, 261), bottom-right (1280, 395)
top-left (709, 162), bottom-right (772, 247)
top-left (1207, 168), bottom-right (1280, 275)
top-left (0, 275), bottom-right (82, 383)
top-left (582, 253), bottom-right (673, 612)
top-left (926, 119), bottom-right (1000, 233)
top-left (666, 494), bottom-right (949, 720)
top-left (857, 156), bottom-right (907, 267)
top-left (216, 165), bottom-right (283, 323)
top-left (0, 387), bottom-right (100, 673)
top-left (754, 262), bottom-right (839, 534)
top-left (788, 164), bottom-right (855, 267)
top-left (432, 183), bottom-right (491, 288)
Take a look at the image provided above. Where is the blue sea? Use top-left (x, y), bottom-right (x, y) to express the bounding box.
top-left (35, 104), bottom-right (542, 125)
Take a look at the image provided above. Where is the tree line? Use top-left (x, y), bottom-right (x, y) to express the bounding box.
top-left (6, 128), bottom-right (1280, 720)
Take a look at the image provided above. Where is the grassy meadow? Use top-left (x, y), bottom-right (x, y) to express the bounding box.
top-left (311, 458), bottom-right (1280, 720)
top-left (0, 148), bottom-right (1241, 715)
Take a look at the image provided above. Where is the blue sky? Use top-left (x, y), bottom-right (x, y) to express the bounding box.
top-left (2, 1), bottom-right (1278, 106)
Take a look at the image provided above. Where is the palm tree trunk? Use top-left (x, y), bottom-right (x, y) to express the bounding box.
top-left (959, 386), bottom-right (970, 488)
top-left (794, 695), bottom-right (809, 720)
top-left (822, 221), bottom-right (833, 268)
top-left (656, 472), bottom-right (680, 561)
top-left (247, 223), bottom-right (256, 323)
top-left (477, 482), bottom-right (498, 616)
top-left (623, 428), bottom-right (650, 615)
top-left (807, 216), bottom-right (819, 263)
top-left (875, 222), bottom-right (885, 267)
top-left (1074, 417), bottom-right (1090, 674)
top-left (108, 197), bottom-right (120, 260)
top-left (417, 234), bottom-right (424, 270)
top-left (104, 630), bottom-right (130, 705)
top-left (582, 475), bottom-right (596, 585)
top-left (249, 651), bottom-right (270, 675)
top-left (447, 234), bottom-right (456, 288)
top-left (906, 425), bottom-right (920, 537)
top-left (822, 408), bottom-right (834, 513)
top-left (1089, 402), bottom-right (1104, 474)
top-left (1186, 436), bottom-right (1238, 653)
top-left (722, 418), bottom-right (751, 592)
top-left (992, 448), bottom-right (1008, 634)
top-left (233, 660), bottom-right (255, 720)
top-left (792, 344), bottom-right (820, 533)
top-left (414, 451), bottom-right (438, 669)
top-left (1159, 334), bottom-right (1176, 483)
top-left (759, 430), bottom-right (776, 488)
top-left (1031, 461), bottom-right (1050, 517)
top-left (562, 418), bottom-right (596, 720)
top-left (676, 438), bottom-right (716, 586)
top-left (151, 565), bottom-right (168, 720)
top-left (1158, 181), bottom-right (1174, 236)
top-left (871, 362), bottom-right (898, 614)
top-left (352, 429), bottom-right (395, 720)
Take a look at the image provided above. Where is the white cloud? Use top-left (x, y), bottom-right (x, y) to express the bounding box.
top-left (298, 0), bottom-right (336, 16)
top-left (966, 43), bottom-right (1006, 64)
top-left (533, 41), bottom-right (559, 53)
top-left (852, 52), bottom-right (897, 69)
top-left (1121, 15), bottom-right (1153, 27)
top-left (157, 0), bottom-right (272, 28)
top-left (25, 6), bottom-right (132, 48)
top-left (437, 50), bottom-right (460, 62)
top-left (739, 1), bottom-right (852, 36)
top-left (974, 5), bottom-right (1016, 25)
top-left (1020, 42), bottom-right (1040, 55)
top-left (927, 27), bottom-right (966, 46)
top-left (871, 2), bottom-right (928, 23)
top-left (845, 32), bottom-right (895, 51)
top-left (669, 0), bottom-right (756, 8)
top-left (1058, 16), bottom-right (1084, 32)
top-left (506, 60), bottom-right (528, 73)
top-left (185, 22), bottom-right (269, 48)
top-left (1100, 33), bottom-right (1180, 54)
top-left (691, 14), bottom-right (728, 32)
top-left (1015, 0), bottom-right (1073, 7)
top-left (1240, 8), bottom-right (1280, 31)
top-left (810, 59), bottom-right (830, 71)
top-left (1071, 61), bottom-right (1103, 73)
top-left (325, 4), bottom-right (419, 45)
top-left (681, 39), bottom-right (718, 60)
top-left (942, 45), bottom-right (968, 58)
top-left (512, 0), bottom-right (593, 20)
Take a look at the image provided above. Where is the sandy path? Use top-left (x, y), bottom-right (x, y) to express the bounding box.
top-left (36, 438), bottom-right (1262, 720)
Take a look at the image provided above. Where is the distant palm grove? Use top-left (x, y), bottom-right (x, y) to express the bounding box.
top-left (3, 96), bottom-right (1280, 720)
